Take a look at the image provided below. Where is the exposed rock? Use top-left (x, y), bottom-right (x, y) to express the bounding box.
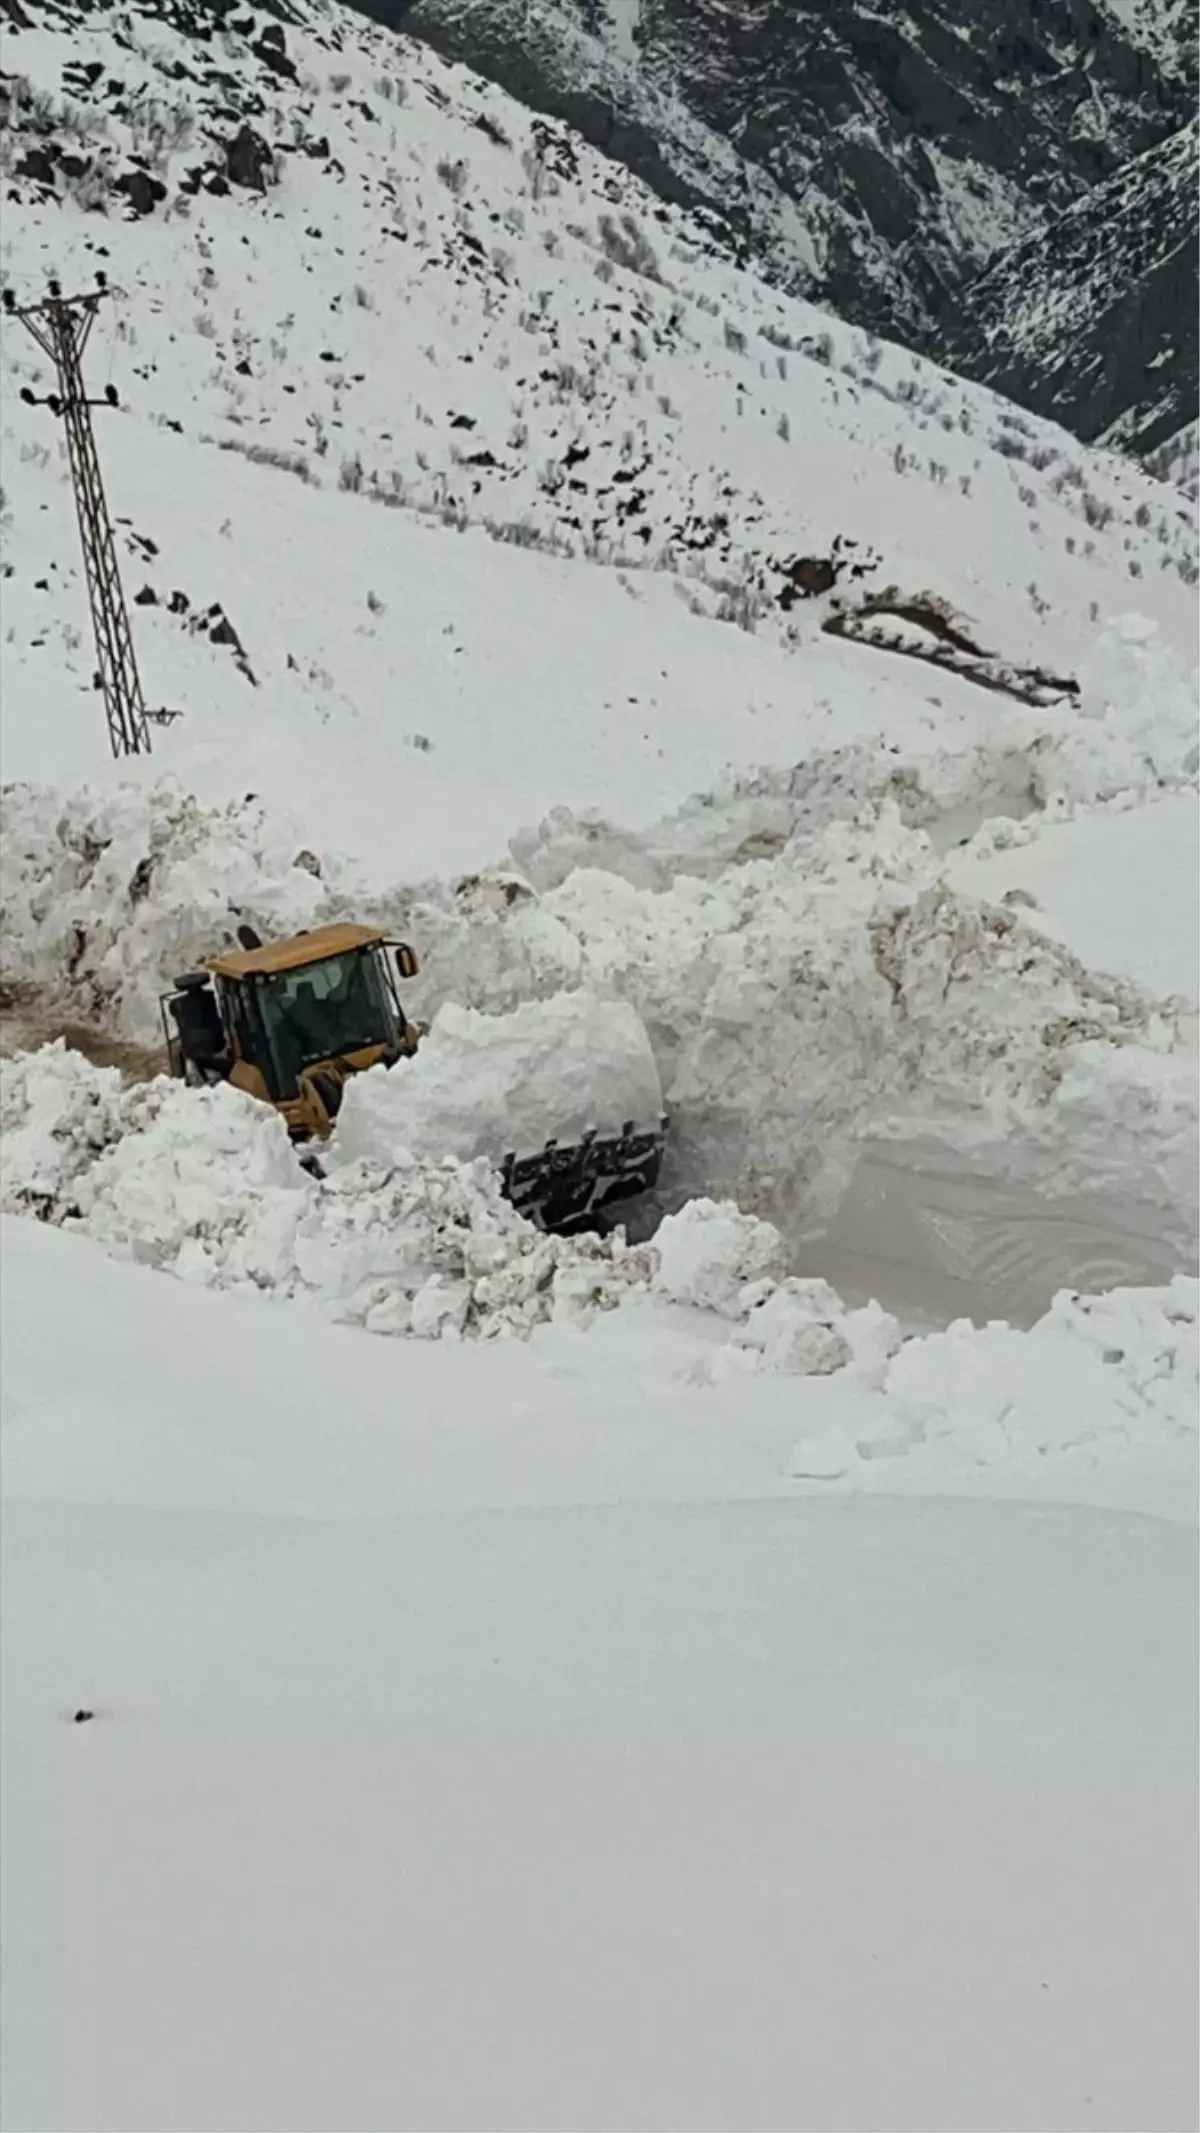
top-left (224, 121), bottom-right (274, 190)
top-left (940, 118), bottom-right (1199, 455)
top-left (15, 144), bottom-right (59, 187)
top-left (254, 22), bottom-right (296, 76)
top-left (114, 165), bottom-right (168, 216)
top-left (392, 2), bottom-right (1189, 301)
top-left (383, 0), bottom-right (1196, 447)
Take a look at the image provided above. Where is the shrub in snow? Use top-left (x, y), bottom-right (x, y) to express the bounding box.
top-left (436, 156), bottom-right (468, 196)
top-left (214, 436), bottom-right (312, 482)
top-left (596, 211), bottom-right (661, 282)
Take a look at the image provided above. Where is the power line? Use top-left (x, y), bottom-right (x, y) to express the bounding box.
top-left (5, 276), bottom-right (152, 758)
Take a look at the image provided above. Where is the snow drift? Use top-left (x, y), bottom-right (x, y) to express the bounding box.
top-left (3, 612), bottom-right (1196, 1036)
top-left (0, 1045), bottom-right (831, 1356)
top-left (2, 707), bottom-right (1196, 1319)
top-left (2, 1045), bottom-right (1195, 1497)
top-left (791, 1275), bottom-right (1198, 1498)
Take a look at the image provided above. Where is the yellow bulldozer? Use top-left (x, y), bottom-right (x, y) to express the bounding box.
top-left (161, 921), bottom-right (665, 1231)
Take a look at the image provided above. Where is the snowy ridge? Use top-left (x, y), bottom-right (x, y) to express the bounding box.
top-left (398, 0), bottom-right (1193, 410)
top-left (3, 697), bottom-right (1197, 1325)
top-left (3, 1042), bottom-right (1195, 1499)
top-left (1143, 417), bottom-right (1200, 498)
top-left (3, 610), bottom-right (1196, 1030)
top-left (942, 119), bottom-right (1200, 454)
top-left (2, 0), bottom-right (1197, 809)
top-left (0, 1040), bottom-right (886, 1369)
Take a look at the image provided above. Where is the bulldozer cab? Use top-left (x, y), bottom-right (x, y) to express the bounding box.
top-left (162, 924), bottom-right (420, 1137)
top-left (246, 947), bottom-right (394, 1097)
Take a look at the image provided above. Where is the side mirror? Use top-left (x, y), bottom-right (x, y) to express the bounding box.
top-left (394, 943), bottom-right (419, 980)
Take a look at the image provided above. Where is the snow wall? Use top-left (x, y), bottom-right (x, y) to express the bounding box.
top-left (2, 1045), bottom-right (1195, 1500)
top-left (1, 617), bottom-right (1197, 1322)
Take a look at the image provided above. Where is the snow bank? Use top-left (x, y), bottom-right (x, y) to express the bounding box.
top-left (333, 991), bottom-right (663, 1171)
top-left (0, 1047), bottom-right (765, 1353)
top-left (0, 780), bottom-right (345, 1042)
top-left (4, 765), bottom-right (1195, 1314)
top-left (3, 1047), bottom-right (1194, 1493)
top-left (508, 616), bottom-right (1199, 893)
top-left (946, 790), bottom-right (1199, 1005)
top-left (414, 826), bottom-right (1196, 1306)
top-left (5, 615), bottom-right (1196, 1040)
top-left (1065, 613), bottom-right (1200, 807)
top-left (0, 1047), bottom-right (653, 1340)
top-left (791, 1277), bottom-right (1199, 1494)
top-left (3, 625), bottom-right (1196, 1317)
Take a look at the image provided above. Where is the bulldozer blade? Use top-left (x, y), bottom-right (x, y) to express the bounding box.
top-left (500, 1119), bottom-right (666, 1232)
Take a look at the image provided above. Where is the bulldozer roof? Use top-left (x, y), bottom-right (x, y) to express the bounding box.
top-left (207, 922), bottom-right (387, 981)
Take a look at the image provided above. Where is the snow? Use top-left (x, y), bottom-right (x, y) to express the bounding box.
top-left (0, 1046), bottom-right (668, 1341)
top-left (3, 753), bottom-right (1196, 1325)
top-left (333, 990), bottom-right (664, 1170)
top-left (651, 1195), bottom-right (789, 1316)
top-left (792, 1276), bottom-right (1199, 1503)
top-left (1097, 0), bottom-right (1194, 72)
top-left (1, 0), bottom-right (1196, 878)
top-left (608, 0), bottom-right (642, 66)
top-left (1, 0), bottom-right (1198, 2117)
top-left (947, 790), bottom-right (1199, 1004)
top-left (2, 1216), bottom-right (1198, 2131)
top-left (2, 1050), bottom-right (1195, 1515)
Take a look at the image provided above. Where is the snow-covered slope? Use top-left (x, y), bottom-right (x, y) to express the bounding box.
top-left (394, 0), bottom-right (1193, 373)
top-left (2, 0), bottom-right (1196, 824)
top-left (1099, 0), bottom-right (1197, 77)
top-left (389, 0), bottom-right (1200, 459)
top-left (942, 118), bottom-right (1200, 454)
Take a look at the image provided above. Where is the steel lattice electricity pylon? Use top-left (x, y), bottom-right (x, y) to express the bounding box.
top-left (5, 278), bottom-right (152, 757)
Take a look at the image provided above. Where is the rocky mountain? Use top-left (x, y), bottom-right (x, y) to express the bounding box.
top-left (380, 0), bottom-right (1196, 455)
top-left (3, 0), bottom-right (1195, 833)
top-left (940, 118), bottom-right (1199, 454)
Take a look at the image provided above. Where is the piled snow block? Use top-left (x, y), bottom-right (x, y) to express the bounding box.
top-left (332, 990), bottom-right (664, 1170)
